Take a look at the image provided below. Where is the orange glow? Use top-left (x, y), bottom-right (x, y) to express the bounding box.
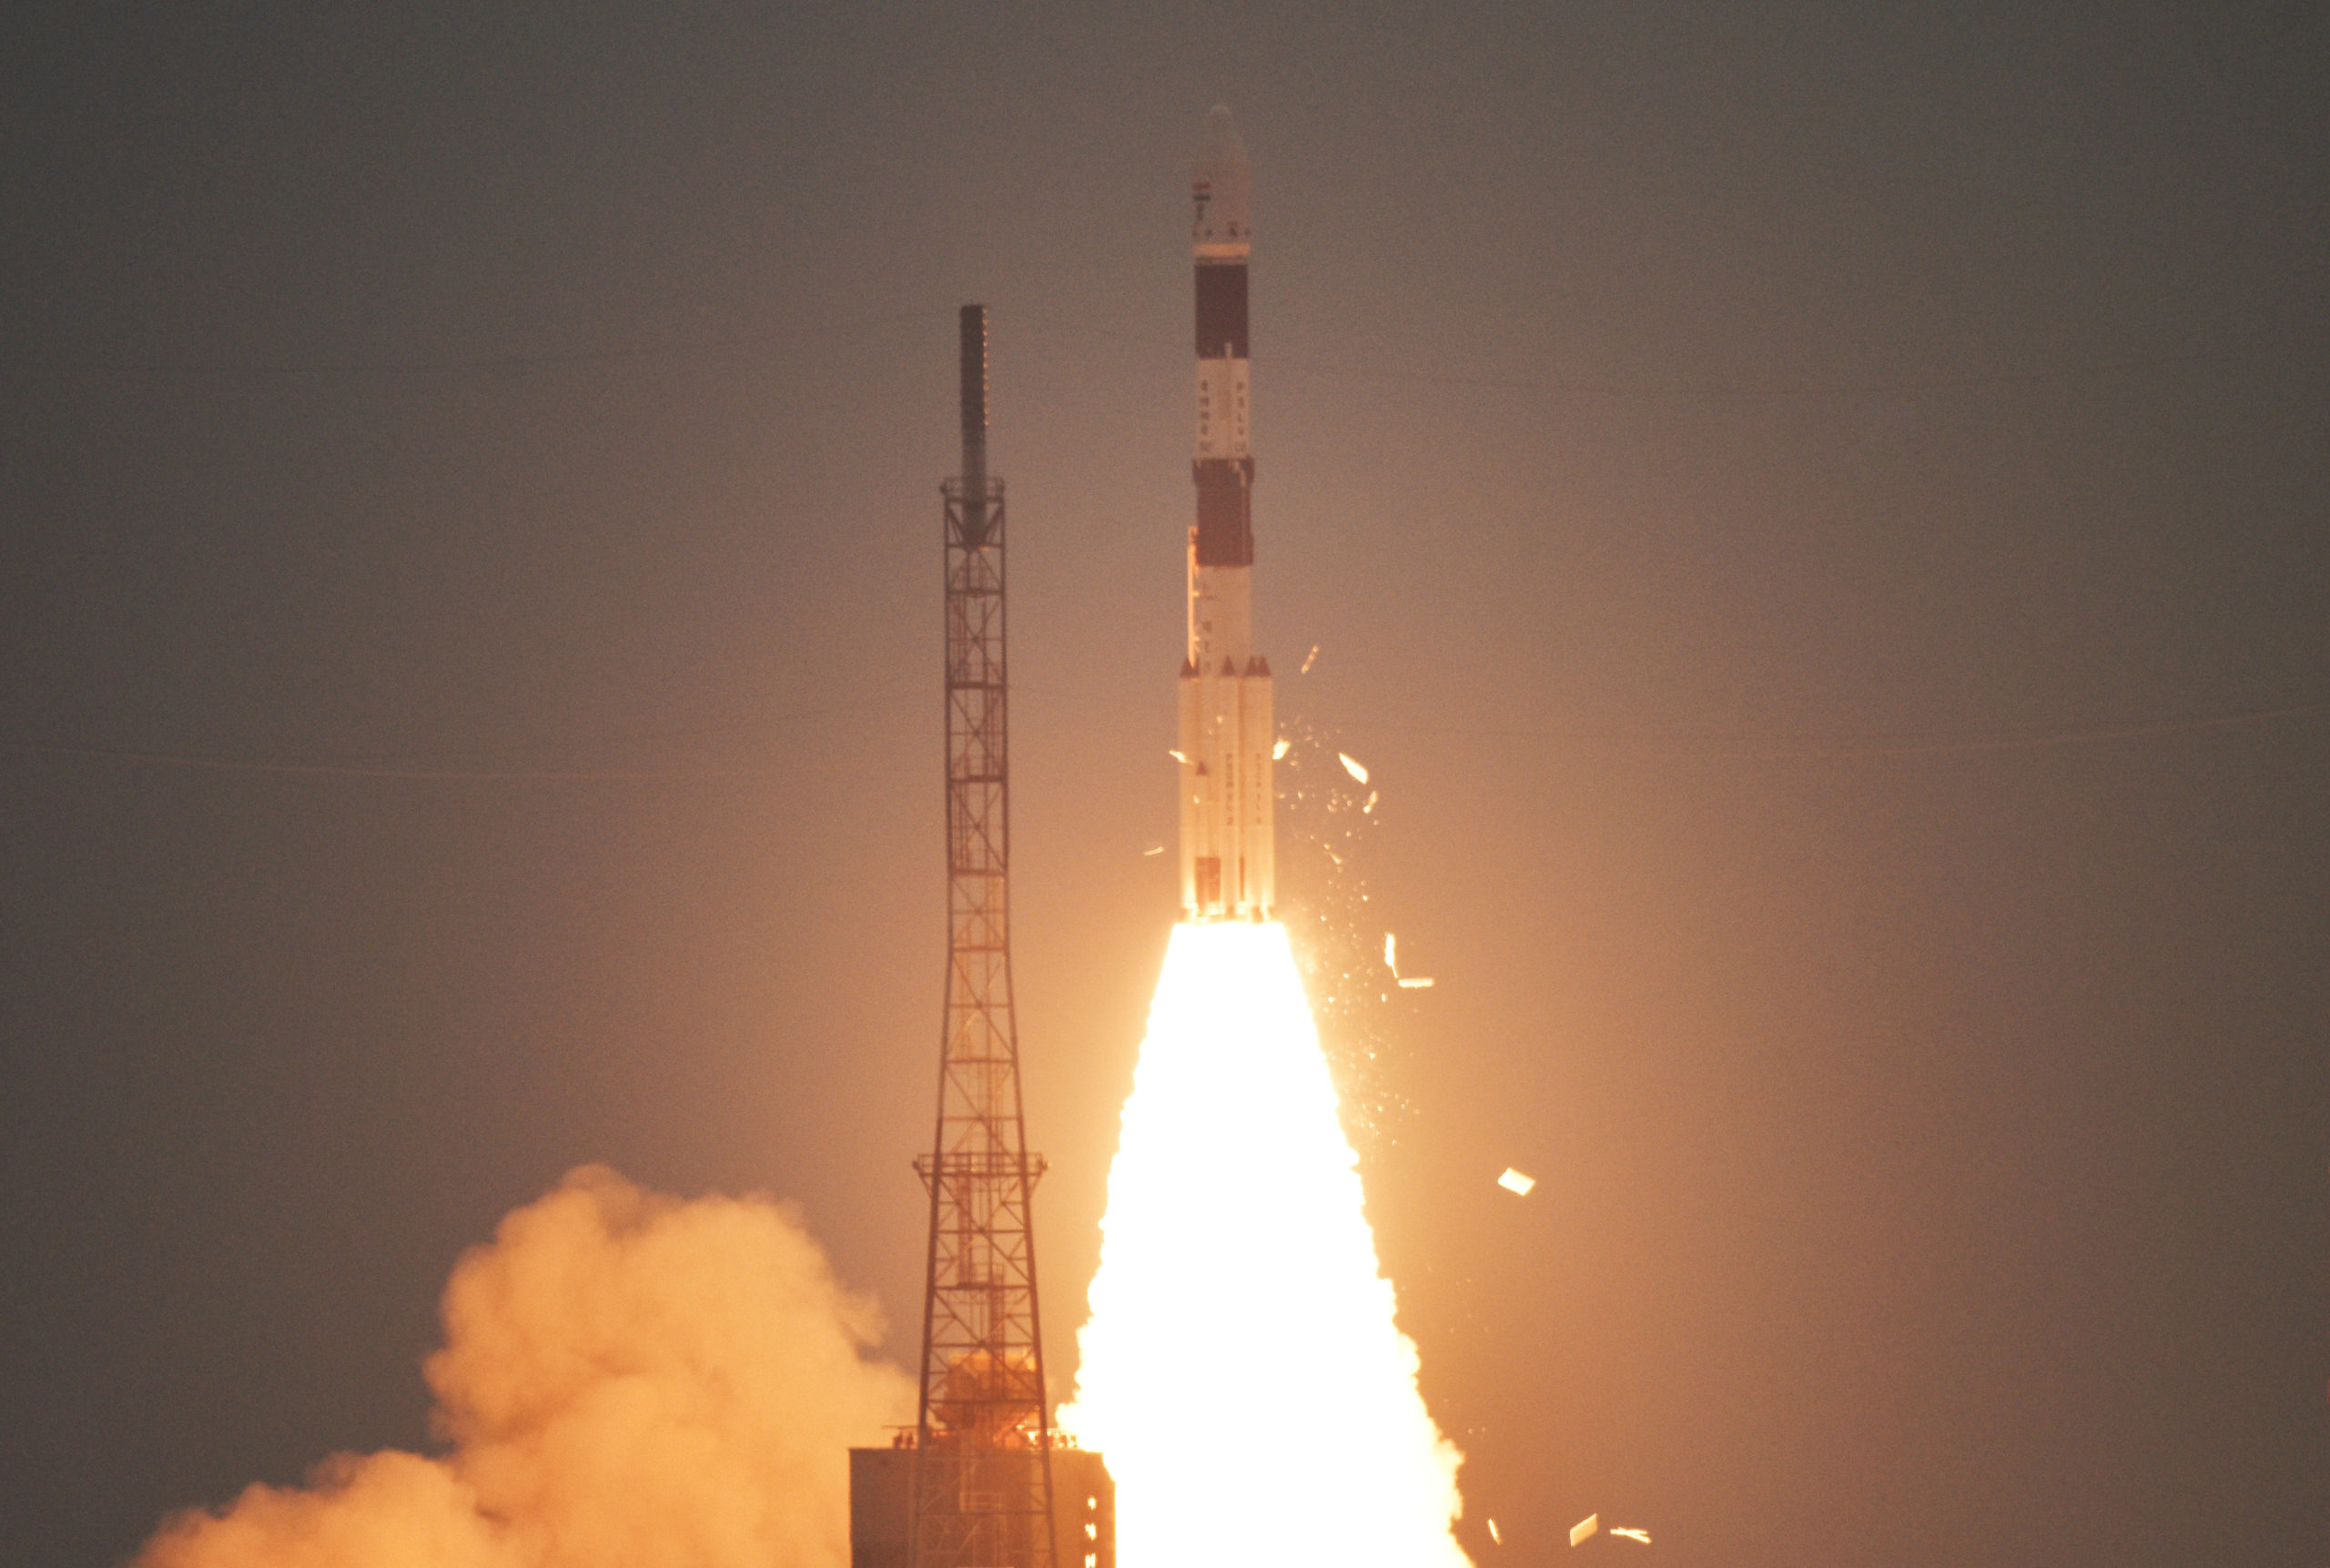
top-left (1060, 922), bottom-right (1470, 1568)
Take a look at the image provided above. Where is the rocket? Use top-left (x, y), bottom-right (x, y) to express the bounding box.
top-left (1179, 106), bottom-right (1274, 922)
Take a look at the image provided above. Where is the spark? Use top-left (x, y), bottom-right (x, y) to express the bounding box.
top-left (1398, 977), bottom-right (1434, 989)
top-left (1061, 923), bottom-right (1470, 1568)
top-left (1169, 749), bottom-right (1190, 764)
top-left (1487, 1520), bottom-right (1502, 1545)
top-left (1301, 644), bottom-right (1321, 673)
top-left (1611, 1529), bottom-right (1652, 1544)
top-left (1570, 1514), bottom-right (1598, 1547)
top-left (1363, 791), bottom-right (1379, 814)
top-left (1338, 753), bottom-right (1369, 784)
top-left (1497, 1168), bottom-right (1536, 1196)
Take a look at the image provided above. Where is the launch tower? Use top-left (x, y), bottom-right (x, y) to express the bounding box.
top-left (910, 304), bottom-right (1058, 1568)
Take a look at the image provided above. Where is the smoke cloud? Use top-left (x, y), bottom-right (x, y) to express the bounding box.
top-left (137, 1166), bottom-right (915, 1568)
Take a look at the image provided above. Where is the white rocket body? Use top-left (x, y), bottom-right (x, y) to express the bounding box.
top-left (1180, 108), bottom-right (1274, 922)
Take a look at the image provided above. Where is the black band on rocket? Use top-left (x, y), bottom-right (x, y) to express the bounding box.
top-left (1195, 264), bottom-right (1249, 359)
top-left (1193, 460), bottom-right (1254, 567)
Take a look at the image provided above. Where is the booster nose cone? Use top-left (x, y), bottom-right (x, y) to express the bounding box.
top-left (1197, 105), bottom-right (1245, 163)
top-left (1192, 106), bottom-right (1251, 258)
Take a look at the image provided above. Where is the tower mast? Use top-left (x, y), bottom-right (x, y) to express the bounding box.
top-left (913, 304), bottom-right (1057, 1568)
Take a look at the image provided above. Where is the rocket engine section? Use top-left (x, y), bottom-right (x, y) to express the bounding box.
top-left (1180, 106), bottom-right (1274, 922)
top-left (1177, 643), bottom-right (1273, 922)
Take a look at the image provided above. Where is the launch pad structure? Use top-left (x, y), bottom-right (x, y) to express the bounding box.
top-left (852, 305), bottom-right (1112, 1568)
top-left (913, 301), bottom-right (1054, 1568)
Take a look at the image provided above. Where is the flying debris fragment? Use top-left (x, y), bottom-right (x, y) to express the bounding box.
top-left (1144, 845), bottom-right (1166, 856)
top-left (1570, 1514), bottom-right (1599, 1547)
top-left (1487, 1520), bottom-right (1502, 1545)
top-left (1339, 753), bottom-right (1370, 784)
top-left (1301, 644), bottom-right (1320, 673)
top-left (1611, 1529), bottom-right (1652, 1544)
top-left (1384, 934), bottom-right (1434, 989)
top-left (1498, 1168), bottom-right (1536, 1196)
top-left (1272, 738), bottom-right (1291, 760)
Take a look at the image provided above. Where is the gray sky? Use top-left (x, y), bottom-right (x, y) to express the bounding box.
top-left (2, 4), bottom-right (2325, 1563)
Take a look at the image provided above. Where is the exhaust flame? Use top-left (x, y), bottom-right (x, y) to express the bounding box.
top-left (1060, 922), bottom-right (1469, 1568)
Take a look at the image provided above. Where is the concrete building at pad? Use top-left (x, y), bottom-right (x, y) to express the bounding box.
top-left (850, 1446), bottom-right (1115, 1568)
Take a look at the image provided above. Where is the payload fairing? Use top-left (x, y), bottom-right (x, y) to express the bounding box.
top-left (1179, 107), bottom-right (1274, 922)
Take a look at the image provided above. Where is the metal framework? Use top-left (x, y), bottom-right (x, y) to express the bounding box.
top-left (912, 306), bottom-right (1055, 1568)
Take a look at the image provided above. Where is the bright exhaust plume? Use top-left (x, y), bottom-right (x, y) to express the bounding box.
top-left (1061, 922), bottom-right (1470, 1568)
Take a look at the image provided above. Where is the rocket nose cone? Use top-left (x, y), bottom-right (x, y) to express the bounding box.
top-left (1197, 106), bottom-right (1247, 168)
top-left (1193, 106), bottom-right (1251, 255)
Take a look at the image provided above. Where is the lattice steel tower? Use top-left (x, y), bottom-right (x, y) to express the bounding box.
top-left (912, 305), bottom-right (1056, 1568)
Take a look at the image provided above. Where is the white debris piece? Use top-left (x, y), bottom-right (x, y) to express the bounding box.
top-left (1144, 845), bottom-right (1166, 856)
top-left (1338, 753), bottom-right (1369, 784)
top-left (1497, 1168), bottom-right (1536, 1196)
top-left (1610, 1529), bottom-right (1651, 1544)
top-left (1301, 644), bottom-right (1321, 674)
top-left (1486, 1521), bottom-right (1502, 1545)
top-left (1384, 933), bottom-right (1433, 988)
top-left (1363, 790), bottom-right (1378, 814)
top-left (1272, 738), bottom-right (1291, 760)
top-left (1570, 1515), bottom-right (1598, 1548)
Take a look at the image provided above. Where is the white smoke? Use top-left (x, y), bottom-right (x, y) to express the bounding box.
top-left (137, 1166), bottom-right (915, 1568)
